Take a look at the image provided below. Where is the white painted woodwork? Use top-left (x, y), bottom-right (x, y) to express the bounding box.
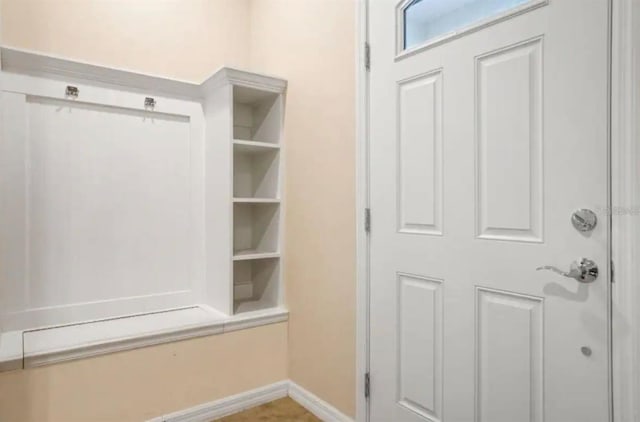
top-left (0, 305), bottom-right (287, 369)
top-left (397, 70), bottom-right (443, 235)
top-left (149, 381), bottom-right (353, 422)
top-left (204, 81), bottom-right (234, 315)
top-left (233, 139), bottom-right (280, 154)
top-left (28, 99), bottom-right (191, 305)
top-left (0, 48), bottom-right (287, 366)
top-left (356, 2), bottom-right (370, 419)
top-left (476, 38), bottom-right (543, 242)
top-left (227, 82), bottom-right (284, 314)
top-left (22, 306), bottom-right (226, 367)
top-left (611, 0), bottom-right (640, 420)
top-left (223, 306), bottom-right (288, 332)
top-left (0, 73), bottom-right (205, 330)
top-left (369, 1), bottom-right (610, 421)
top-left (476, 288), bottom-right (543, 422)
top-left (233, 251), bottom-right (280, 261)
top-left (149, 381), bottom-right (291, 422)
top-left (0, 331), bottom-right (22, 372)
top-left (397, 274), bottom-right (443, 421)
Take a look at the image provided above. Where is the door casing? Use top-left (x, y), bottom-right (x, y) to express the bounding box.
top-left (354, 0), bottom-right (640, 420)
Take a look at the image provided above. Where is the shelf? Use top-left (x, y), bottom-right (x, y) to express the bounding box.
top-left (234, 300), bottom-right (276, 314)
top-left (233, 198), bottom-right (280, 203)
top-left (233, 139), bottom-right (280, 154)
top-left (233, 250), bottom-right (281, 261)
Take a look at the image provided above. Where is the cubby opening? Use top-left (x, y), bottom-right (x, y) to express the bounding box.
top-left (233, 202), bottom-right (280, 257)
top-left (233, 142), bottom-right (280, 199)
top-left (233, 258), bottom-right (280, 313)
top-left (233, 85), bottom-right (281, 144)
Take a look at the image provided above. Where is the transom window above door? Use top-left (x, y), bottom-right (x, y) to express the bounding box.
top-left (399, 0), bottom-right (546, 54)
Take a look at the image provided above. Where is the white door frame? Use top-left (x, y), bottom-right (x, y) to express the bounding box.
top-left (611, 0), bottom-right (640, 420)
top-left (355, 0), bottom-right (370, 420)
top-left (355, 0), bottom-right (640, 420)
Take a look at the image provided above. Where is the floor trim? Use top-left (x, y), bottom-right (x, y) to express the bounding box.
top-left (149, 381), bottom-right (289, 422)
top-left (289, 381), bottom-right (354, 422)
top-left (148, 380), bottom-right (353, 422)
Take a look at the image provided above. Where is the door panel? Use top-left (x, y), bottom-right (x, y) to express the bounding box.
top-left (369, 1), bottom-right (610, 421)
top-left (476, 287), bottom-right (544, 422)
top-left (398, 70), bottom-right (443, 235)
top-left (397, 273), bottom-right (443, 420)
top-left (476, 38), bottom-right (543, 241)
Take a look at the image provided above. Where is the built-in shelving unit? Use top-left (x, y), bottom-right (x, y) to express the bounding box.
top-left (207, 70), bottom-right (286, 315)
top-left (0, 51), bottom-right (289, 370)
top-left (232, 81), bottom-right (284, 313)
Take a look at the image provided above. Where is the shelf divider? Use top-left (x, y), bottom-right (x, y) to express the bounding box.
top-left (232, 251), bottom-right (281, 261)
top-left (233, 139), bottom-right (281, 152)
top-left (233, 198), bottom-right (280, 204)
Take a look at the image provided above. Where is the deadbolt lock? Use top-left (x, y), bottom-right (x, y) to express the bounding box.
top-left (571, 209), bottom-right (597, 233)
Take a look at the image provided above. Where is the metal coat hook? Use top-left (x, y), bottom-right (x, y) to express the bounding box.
top-left (65, 85), bottom-right (79, 98)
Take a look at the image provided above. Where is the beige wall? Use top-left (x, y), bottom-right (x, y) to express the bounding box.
top-left (1, 0), bottom-right (251, 81)
top-left (1, 0), bottom-right (357, 419)
top-left (249, 0), bottom-right (356, 417)
top-left (0, 323), bottom-right (288, 422)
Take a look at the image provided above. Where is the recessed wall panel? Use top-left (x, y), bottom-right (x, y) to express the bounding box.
top-left (397, 70), bottom-right (443, 235)
top-left (26, 97), bottom-right (193, 308)
top-left (476, 287), bottom-right (543, 422)
top-left (397, 273), bottom-right (443, 421)
top-left (476, 38), bottom-right (543, 242)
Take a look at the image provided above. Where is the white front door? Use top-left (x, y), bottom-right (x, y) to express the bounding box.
top-left (368, 1), bottom-right (611, 421)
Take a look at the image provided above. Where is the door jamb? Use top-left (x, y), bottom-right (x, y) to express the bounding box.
top-left (611, 0), bottom-right (640, 420)
top-left (355, 0), bottom-right (370, 421)
top-left (356, 1), bottom-right (640, 421)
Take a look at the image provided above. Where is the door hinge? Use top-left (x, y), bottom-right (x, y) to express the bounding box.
top-left (365, 42), bottom-right (371, 71)
top-left (365, 208), bottom-right (371, 233)
top-left (611, 260), bottom-right (615, 283)
top-left (364, 372), bottom-right (371, 398)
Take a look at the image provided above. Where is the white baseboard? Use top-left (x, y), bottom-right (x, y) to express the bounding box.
top-left (288, 381), bottom-right (354, 422)
top-left (148, 380), bottom-right (353, 422)
top-left (150, 381), bottom-right (289, 422)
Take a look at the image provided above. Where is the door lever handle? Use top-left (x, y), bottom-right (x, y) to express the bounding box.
top-left (536, 258), bottom-right (598, 283)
